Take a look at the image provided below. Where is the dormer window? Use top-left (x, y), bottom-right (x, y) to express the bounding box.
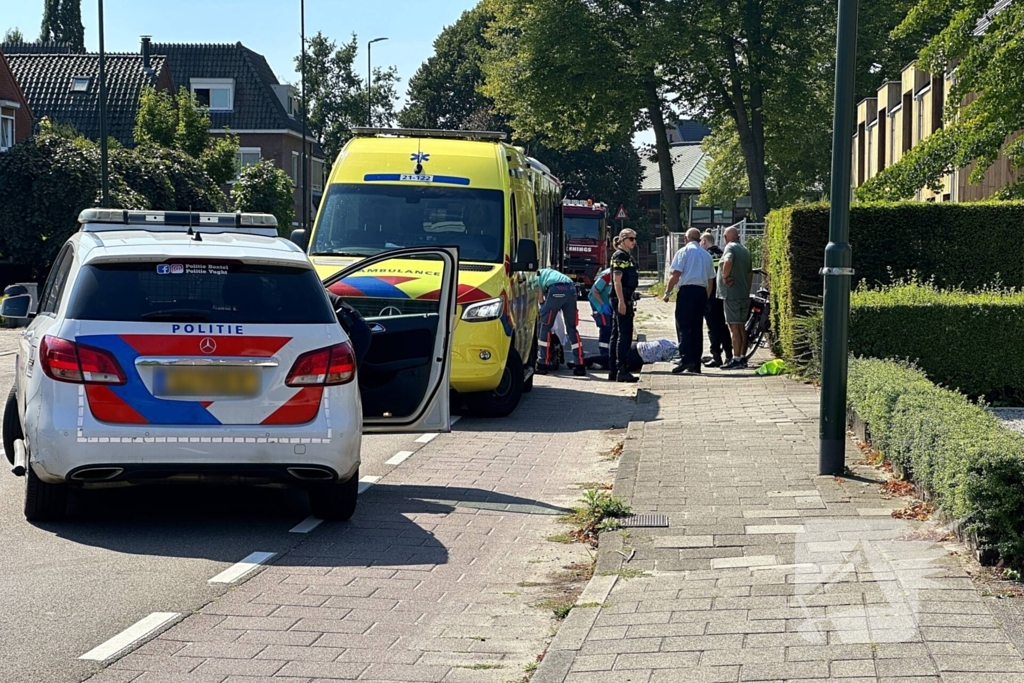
top-left (70, 77), bottom-right (91, 93)
top-left (190, 78), bottom-right (234, 111)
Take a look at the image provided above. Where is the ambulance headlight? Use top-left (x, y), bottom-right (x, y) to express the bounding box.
top-left (461, 296), bottom-right (503, 322)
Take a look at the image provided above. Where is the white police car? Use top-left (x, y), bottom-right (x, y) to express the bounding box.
top-left (1, 209), bottom-right (458, 522)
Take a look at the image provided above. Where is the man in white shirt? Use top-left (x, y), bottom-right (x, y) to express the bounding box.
top-left (663, 228), bottom-right (715, 374)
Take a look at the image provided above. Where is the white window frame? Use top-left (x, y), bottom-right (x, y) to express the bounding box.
top-left (233, 147), bottom-right (262, 181)
top-left (190, 78), bottom-right (235, 112)
top-left (311, 158), bottom-right (325, 193)
top-left (291, 151), bottom-right (300, 186)
top-left (0, 112), bottom-right (14, 152)
top-left (70, 77), bottom-right (91, 93)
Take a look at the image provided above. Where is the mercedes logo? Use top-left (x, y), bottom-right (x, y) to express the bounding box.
top-left (199, 337), bottom-right (217, 354)
top-left (379, 305), bottom-right (402, 317)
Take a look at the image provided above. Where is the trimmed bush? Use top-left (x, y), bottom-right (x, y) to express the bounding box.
top-left (766, 201), bottom-right (1024, 361)
top-left (848, 357), bottom-right (1024, 565)
top-left (792, 282), bottom-right (1024, 400)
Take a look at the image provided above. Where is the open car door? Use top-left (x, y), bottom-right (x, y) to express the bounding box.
top-left (320, 247), bottom-right (459, 434)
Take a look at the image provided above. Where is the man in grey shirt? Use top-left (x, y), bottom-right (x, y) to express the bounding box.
top-left (718, 226), bottom-right (753, 369)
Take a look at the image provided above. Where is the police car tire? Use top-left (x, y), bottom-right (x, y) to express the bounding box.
top-left (3, 384), bottom-right (21, 466)
top-left (473, 347), bottom-right (524, 418)
top-left (309, 470), bottom-right (359, 522)
top-left (24, 464), bottom-right (68, 522)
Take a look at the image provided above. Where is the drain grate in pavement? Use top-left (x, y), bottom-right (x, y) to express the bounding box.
top-left (620, 513), bottom-right (669, 528)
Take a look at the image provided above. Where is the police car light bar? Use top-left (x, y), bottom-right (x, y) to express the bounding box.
top-left (350, 127), bottom-right (507, 142)
top-left (78, 209), bottom-right (279, 237)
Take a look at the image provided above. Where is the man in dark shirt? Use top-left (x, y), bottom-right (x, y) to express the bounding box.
top-left (700, 232), bottom-right (732, 368)
top-left (609, 230), bottom-right (640, 383)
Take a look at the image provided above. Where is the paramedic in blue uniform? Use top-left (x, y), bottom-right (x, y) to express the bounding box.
top-left (536, 268), bottom-right (587, 376)
top-left (584, 262), bottom-right (614, 369)
top-left (608, 229), bottom-right (640, 383)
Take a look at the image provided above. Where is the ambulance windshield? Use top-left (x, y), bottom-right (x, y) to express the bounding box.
top-left (311, 184), bottom-right (505, 263)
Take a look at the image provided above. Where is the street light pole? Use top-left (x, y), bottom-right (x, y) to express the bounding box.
top-left (300, 0), bottom-right (308, 231)
top-left (819, 0), bottom-right (860, 475)
top-left (366, 37), bottom-right (388, 127)
top-left (97, 0), bottom-right (109, 207)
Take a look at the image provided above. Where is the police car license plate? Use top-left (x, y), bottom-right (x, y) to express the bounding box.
top-left (154, 367), bottom-right (260, 398)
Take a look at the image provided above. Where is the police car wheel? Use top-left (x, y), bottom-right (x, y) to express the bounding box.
top-left (472, 347), bottom-right (524, 418)
top-left (24, 464), bottom-right (68, 522)
top-left (308, 469), bottom-right (359, 522)
top-left (3, 385), bottom-right (21, 466)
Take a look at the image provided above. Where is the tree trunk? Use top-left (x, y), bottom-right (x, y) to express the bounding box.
top-left (645, 82), bottom-right (682, 234)
top-left (724, 50), bottom-right (770, 220)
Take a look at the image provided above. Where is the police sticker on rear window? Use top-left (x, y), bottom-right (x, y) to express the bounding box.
top-left (156, 264), bottom-right (170, 275)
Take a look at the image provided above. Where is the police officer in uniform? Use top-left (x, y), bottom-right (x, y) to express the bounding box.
top-left (608, 229), bottom-right (640, 383)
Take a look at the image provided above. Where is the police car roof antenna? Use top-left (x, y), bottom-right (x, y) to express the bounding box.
top-left (187, 205), bottom-right (202, 241)
top-left (414, 139), bottom-right (423, 175)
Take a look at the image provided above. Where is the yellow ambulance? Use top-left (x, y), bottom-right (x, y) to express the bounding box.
top-left (297, 128), bottom-right (561, 418)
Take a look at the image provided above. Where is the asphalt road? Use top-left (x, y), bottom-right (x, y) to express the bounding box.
top-left (0, 314), bottom-right (602, 683)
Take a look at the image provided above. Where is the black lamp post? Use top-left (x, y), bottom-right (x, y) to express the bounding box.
top-left (819, 0), bottom-right (860, 474)
top-left (366, 37), bottom-right (388, 127)
top-left (97, 0), bottom-right (109, 207)
top-left (300, 0), bottom-right (308, 231)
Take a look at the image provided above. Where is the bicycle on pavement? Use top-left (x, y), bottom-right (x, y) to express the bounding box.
top-left (740, 268), bottom-right (771, 363)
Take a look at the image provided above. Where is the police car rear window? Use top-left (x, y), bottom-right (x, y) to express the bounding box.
top-left (67, 261), bottom-right (336, 324)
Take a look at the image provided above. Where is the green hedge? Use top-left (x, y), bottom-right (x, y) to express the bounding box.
top-left (766, 201), bottom-right (1024, 361)
top-left (792, 283), bottom-right (1024, 400)
top-left (848, 357), bottom-right (1024, 565)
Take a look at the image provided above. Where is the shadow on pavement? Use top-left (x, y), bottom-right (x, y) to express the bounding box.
top-left (45, 483), bottom-right (569, 567)
top-left (454, 382), bottom-right (656, 433)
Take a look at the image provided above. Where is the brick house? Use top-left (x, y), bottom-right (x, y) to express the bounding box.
top-left (3, 40), bottom-right (172, 147)
top-left (0, 48), bottom-right (33, 152)
top-left (151, 41), bottom-right (326, 229)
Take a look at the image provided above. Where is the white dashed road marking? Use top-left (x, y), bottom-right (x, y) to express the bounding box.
top-left (289, 516), bottom-right (323, 534)
top-left (208, 551), bottom-right (276, 584)
top-left (358, 475), bottom-right (381, 493)
top-left (385, 451), bottom-right (414, 466)
top-left (415, 433), bottom-right (438, 444)
top-left (79, 612), bottom-right (179, 661)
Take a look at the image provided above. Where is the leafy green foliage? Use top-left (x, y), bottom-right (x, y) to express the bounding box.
top-left (296, 32), bottom-right (400, 164)
top-left (40, 0), bottom-right (84, 52)
top-left (133, 87), bottom-right (239, 186)
top-left (0, 123), bottom-right (226, 276)
top-left (859, 1), bottom-right (1024, 200)
top-left (563, 489), bottom-right (632, 545)
top-left (232, 161), bottom-right (295, 236)
top-left (699, 120), bottom-right (749, 208)
top-left (848, 357), bottom-right (1024, 565)
top-left (766, 201), bottom-right (1024, 360)
top-left (3, 27), bottom-right (25, 43)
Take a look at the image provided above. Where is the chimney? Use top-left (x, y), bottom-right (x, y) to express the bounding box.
top-left (141, 35), bottom-right (152, 69)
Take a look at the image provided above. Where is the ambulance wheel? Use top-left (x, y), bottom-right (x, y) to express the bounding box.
top-left (24, 465), bottom-right (68, 522)
top-left (472, 347), bottom-right (524, 418)
top-left (524, 331), bottom-right (537, 394)
top-left (309, 469), bottom-right (359, 522)
top-left (4, 384), bottom-right (21, 465)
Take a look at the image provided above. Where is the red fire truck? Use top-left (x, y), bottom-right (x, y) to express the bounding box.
top-left (561, 199), bottom-right (609, 298)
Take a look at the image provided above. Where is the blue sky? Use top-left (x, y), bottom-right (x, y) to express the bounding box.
top-left (2, 0), bottom-right (478, 103)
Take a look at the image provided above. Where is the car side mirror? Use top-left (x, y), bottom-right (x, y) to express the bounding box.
top-left (512, 238), bottom-right (538, 272)
top-left (289, 228), bottom-right (308, 250)
top-left (1, 294), bottom-right (32, 319)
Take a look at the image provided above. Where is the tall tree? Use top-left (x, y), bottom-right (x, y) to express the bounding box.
top-left (401, 6), bottom-right (645, 235)
top-left (857, 0), bottom-right (1024, 201)
top-left (3, 27), bottom-right (25, 43)
top-left (39, 0), bottom-right (84, 51)
top-left (482, 0), bottom-right (683, 234)
top-left (296, 32), bottom-right (400, 164)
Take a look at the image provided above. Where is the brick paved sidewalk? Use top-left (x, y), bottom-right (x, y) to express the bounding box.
top-left (534, 297), bottom-right (1024, 683)
top-left (84, 366), bottom-right (642, 683)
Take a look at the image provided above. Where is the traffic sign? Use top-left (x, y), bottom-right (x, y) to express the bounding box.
top-left (615, 205), bottom-right (628, 221)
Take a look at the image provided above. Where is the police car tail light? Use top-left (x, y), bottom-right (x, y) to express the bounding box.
top-left (461, 294), bottom-right (504, 322)
top-left (286, 342), bottom-right (355, 387)
top-left (40, 336), bottom-right (126, 385)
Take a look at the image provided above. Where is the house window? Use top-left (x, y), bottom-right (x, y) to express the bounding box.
top-left (70, 77), bottom-right (91, 93)
top-left (889, 111), bottom-right (897, 165)
top-left (191, 78), bottom-right (234, 111)
top-left (234, 147), bottom-right (262, 178)
top-left (291, 151), bottom-right (299, 186)
top-left (311, 158), bottom-right (325, 193)
top-left (0, 113), bottom-right (14, 151)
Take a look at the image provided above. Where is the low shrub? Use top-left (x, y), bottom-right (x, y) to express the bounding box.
top-left (791, 281), bottom-right (1024, 400)
top-left (848, 357), bottom-right (1024, 565)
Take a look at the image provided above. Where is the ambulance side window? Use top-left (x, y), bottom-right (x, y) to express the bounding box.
top-left (510, 193), bottom-right (519, 258)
